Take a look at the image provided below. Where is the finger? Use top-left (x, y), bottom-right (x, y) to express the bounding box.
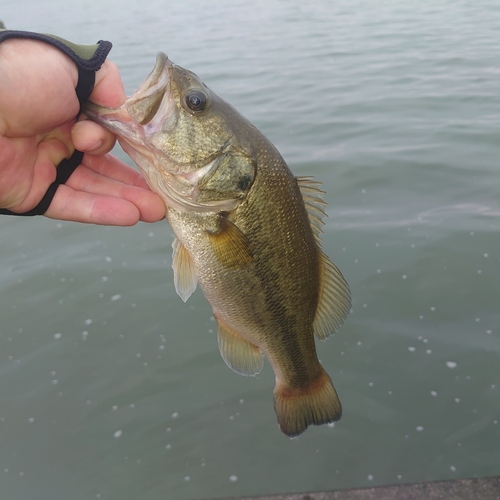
top-left (81, 153), bottom-right (150, 189)
top-left (45, 184), bottom-right (144, 225)
top-left (0, 40), bottom-right (79, 135)
top-left (71, 120), bottom-right (116, 155)
top-left (0, 136), bottom-right (71, 213)
top-left (91, 60), bottom-right (127, 108)
top-left (65, 163), bottom-right (165, 223)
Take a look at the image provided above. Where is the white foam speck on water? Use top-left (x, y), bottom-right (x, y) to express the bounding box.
top-left (446, 361), bottom-right (458, 369)
top-left (84, 319), bottom-right (92, 325)
top-left (367, 475), bottom-right (374, 481)
top-left (430, 391), bottom-right (438, 397)
top-left (113, 430), bottom-right (123, 438)
top-left (53, 333), bottom-right (62, 340)
top-left (416, 426), bottom-right (424, 432)
top-left (110, 294), bottom-right (122, 302)
top-left (229, 475), bottom-right (238, 483)
top-left (105, 256), bottom-right (112, 263)
top-left (172, 412), bottom-right (179, 419)
top-left (408, 346), bottom-right (416, 352)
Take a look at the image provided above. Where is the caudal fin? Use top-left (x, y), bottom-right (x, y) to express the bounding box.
top-left (273, 368), bottom-right (342, 438)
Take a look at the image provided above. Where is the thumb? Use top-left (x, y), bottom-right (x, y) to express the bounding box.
top-left (90, 59), bottom-right (126, 108)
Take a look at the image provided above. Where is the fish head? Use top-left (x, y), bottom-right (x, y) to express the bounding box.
top-left (84, 52), bottom-right (256, 213)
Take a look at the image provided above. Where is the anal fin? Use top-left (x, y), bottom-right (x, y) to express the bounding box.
top-left (217, 321), bottom-right (263, 376)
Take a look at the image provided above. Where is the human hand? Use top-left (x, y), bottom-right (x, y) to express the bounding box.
top-left (0, 38), bottom-right (165, 225)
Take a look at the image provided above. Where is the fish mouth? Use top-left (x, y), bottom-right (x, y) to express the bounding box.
top-left (84, 52), bottom-right (240, 213)
top-left (84, 52), bottom-right (175, 141)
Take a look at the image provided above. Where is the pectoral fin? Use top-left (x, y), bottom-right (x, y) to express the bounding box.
top-left (217, 321), bottom-right (263, 376)
top-left (207, 215), bottom-right (252, 268)
top-left (172, 237), bottom-right (198, 302)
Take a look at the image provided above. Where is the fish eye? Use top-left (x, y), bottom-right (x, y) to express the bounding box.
top-left (185, 89), bottom-right (208, 112)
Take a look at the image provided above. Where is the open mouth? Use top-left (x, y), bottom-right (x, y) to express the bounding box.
top-left (83, 52), bottom-right (175, 136)
top-left (125, 52), bottom-right (174, 126)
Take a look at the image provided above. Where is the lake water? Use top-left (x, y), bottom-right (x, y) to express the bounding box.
top-left (1, 1), bottom-right (499, 499)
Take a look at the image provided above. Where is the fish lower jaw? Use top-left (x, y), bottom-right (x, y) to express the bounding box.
top-left (163, 192), bottom-right (241, 214)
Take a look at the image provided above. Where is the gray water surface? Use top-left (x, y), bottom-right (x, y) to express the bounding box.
top-left (1, 1), bottom-right (499, 499)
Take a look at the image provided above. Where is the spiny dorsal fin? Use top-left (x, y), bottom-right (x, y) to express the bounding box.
top-left (217, 320), bottom-right (264, 376)
top-left (172, 237), bottom-right (198, 302)
top-left (313, 251), bottom-right (351, 340)
top-left (207, 215), bottom-right (253, 268)
top-left (296, 176), bottom-right (328, 246)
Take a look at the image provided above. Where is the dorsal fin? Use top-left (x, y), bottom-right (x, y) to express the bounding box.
top-left (296, 176), bottom-right (328, 246)
top-left (313, 252), bottom-right (351, 340)
top-left (172, 237), bottom-right (198, 302)
top-left (297, 176), bottom-right (351, 340)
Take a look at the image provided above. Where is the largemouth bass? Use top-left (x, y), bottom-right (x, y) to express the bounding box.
top-left (85, 53), bottom-right (351, 437)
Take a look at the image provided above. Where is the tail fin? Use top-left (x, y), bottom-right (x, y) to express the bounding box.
top-left (273, 368), bottom-right (342, 438)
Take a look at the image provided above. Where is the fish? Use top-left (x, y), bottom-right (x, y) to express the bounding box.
top-left (84, 52), bottom-right (351, 437)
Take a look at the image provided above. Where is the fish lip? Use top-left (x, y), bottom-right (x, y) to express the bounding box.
top-left (125, 52), bottom-right (173, 125)
top-left (83, 52), bottom-right (173, 130)
top-left (133, 52), bottom-right (172, 101)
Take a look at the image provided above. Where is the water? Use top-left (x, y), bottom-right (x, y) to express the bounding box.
top-left (1, 1), bottom-right (499, 499)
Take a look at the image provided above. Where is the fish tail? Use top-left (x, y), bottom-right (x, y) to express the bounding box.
top-left (273, 368), bottom-right (342, 438)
